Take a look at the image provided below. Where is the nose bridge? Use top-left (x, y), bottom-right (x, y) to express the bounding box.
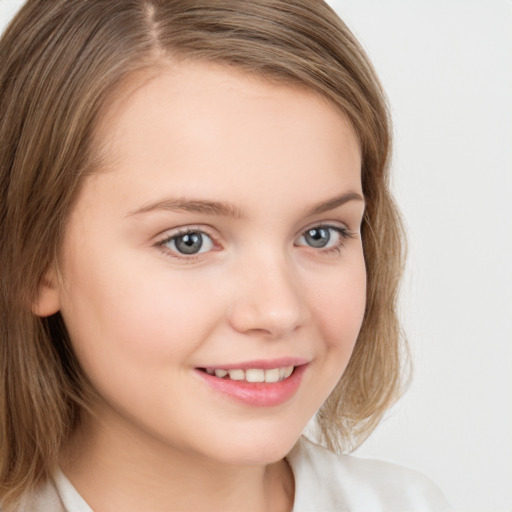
top-left (227, 245), bottom-right (308, 337)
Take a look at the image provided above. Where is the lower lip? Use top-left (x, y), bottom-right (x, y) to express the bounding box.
top-left (195, 364), bottom-right (308, 407)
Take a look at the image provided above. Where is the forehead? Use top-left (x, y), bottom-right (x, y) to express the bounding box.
top-left (83, 60), bottom-right (362, 215)
top-left (96, 60), bottom-right (360, 165)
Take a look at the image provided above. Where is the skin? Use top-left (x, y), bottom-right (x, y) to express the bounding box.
top-left (35, 61), bottom-right (366, 512)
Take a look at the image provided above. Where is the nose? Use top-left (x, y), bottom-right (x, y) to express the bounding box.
top-left (227, 252), bottom-right (310, 339)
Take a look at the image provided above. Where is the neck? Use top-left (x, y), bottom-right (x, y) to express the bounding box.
top-left (60, 410), bottom-right (295, 512)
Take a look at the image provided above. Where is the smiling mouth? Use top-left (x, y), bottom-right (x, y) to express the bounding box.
top-left (196, 363), bottom-right (307, 407)
top-left (198, 366), bottom-right (295, 383)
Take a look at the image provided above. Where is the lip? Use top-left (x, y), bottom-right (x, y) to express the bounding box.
top-left (194, 359), bottom-right (309, 407)
top-left (200, 357), bottom-right (309, 371)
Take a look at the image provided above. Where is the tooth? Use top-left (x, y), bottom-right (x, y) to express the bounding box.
top-left (228, 369), bottom-right (245, 381)
top-left (264, 368), bottom-right (280, 383)
top-left (283, 366), bottom-right (294, 378)
top-left (214, 369), bottom-right (228, 378)
top-left (279, 367), bottom-right (286, 379)
top-left (246, 369), bottom-right (265, 383)
top-left (205, 368), bottom-right (215, 375)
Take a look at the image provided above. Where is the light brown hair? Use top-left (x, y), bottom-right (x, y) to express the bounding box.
top-left (0, 0), bottom-right (406, 507)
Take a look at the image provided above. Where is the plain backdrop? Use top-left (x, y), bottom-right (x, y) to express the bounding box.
top-left (325, 2), bottom-right (512, 512)
top-left (1, 1), bottom-right (511, 511)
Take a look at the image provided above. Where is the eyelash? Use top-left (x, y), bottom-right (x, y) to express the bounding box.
top-left (154, 227), bottom-right (218, 262)
top-left (154, 224), bottom-right (356, 262)
top-left (296, 225), bottom-right (356, 255)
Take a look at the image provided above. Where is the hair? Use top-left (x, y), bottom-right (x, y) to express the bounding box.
top-left (0, 0), bottom-right (407, 507)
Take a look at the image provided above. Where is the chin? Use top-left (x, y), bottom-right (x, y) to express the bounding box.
top-left (199, 422), bottom-right (305, 467)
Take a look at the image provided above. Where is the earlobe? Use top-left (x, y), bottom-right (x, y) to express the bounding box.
top-left (32, 270), bottom-right (61, 317)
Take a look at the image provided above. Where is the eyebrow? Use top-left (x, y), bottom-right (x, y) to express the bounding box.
top-left (128, 198), bottom-right (243, 218)
top-left (127, 191), bottom-right (364, 218)
top-left (304, 190), bottom-right (364, 216)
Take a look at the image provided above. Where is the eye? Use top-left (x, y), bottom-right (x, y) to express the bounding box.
top-left (296, 225), bottom-right (353, 251)
top-left (157, 230), bottom-right (214, 256)
top-left (301, 227), bottom-right (333, 248)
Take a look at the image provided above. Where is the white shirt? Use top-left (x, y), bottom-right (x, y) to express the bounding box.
top-left (16, 436), bottom-right (451, 511)
top-left (287, 437), bottom-right (450, 511)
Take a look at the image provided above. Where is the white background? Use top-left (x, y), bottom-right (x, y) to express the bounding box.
top-left (2, 1), bottom-right (511, 511)
top-left (326, 2), bottom-right (512, 512)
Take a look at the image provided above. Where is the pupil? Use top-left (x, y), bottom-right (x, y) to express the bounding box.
top-left (306, 228), bottom-right (330, 248)
top-left (175, 233), bottom-right (203, 254)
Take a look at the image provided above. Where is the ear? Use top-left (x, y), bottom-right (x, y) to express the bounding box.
top-left (32, 268), bottom-right (61, 317)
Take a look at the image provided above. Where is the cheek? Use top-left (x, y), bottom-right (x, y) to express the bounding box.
top-left (294, 252), bottom-right (366, 415)
top-left (312, 256), bottom-right (367, 356)
top-left (59, 257), bottom-right (223, 378)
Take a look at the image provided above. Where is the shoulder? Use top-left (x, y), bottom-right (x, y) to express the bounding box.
top-left (0, 468), bottom-right (92, 512)
top-left (0, 478), bottom-right (66, 512)
top-left (286, 436), bottom-right (451, 512)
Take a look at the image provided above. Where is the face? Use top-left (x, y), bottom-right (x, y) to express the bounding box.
top-left (47, 61), bottom-right (366, 466)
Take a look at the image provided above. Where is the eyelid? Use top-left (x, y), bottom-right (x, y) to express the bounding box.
top-left (295, 223), bottom-right (356, 253)
top-left (154, 225), bottom-right (217, 243)
top-left (152, 221), bottom-right (357, 262)
top-left (153, 225), bottom-right (220, 260)
top-left (300, 218), bottom-right (350, 232)
top-left (296, 219), bottom-right (353, 241)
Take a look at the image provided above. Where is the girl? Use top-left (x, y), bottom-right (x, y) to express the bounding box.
top-left (0, 1), bottom-right (450, 510)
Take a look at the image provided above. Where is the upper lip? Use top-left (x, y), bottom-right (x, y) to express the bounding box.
top-left (198, 357), bottom-right (309, 370)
